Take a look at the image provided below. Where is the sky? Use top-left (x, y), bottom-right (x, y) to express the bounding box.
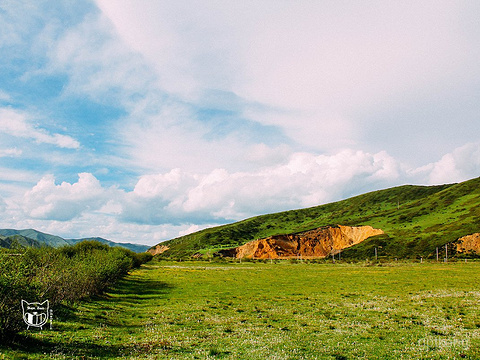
top-left (1, 1), bottom-right (480, 245)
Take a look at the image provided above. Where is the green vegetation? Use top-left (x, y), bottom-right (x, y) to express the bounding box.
top-left (66, 237), bottom-right (150, 253)
top-left (0, 241), bottom-right (153, 340)
top-left (2, 260), bottom-right (480, 359)
top-left (157, 176), bottom-right (480, 259)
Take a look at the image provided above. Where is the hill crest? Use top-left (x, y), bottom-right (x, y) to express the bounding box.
top-left (151, 176), bottom-right (480, 259)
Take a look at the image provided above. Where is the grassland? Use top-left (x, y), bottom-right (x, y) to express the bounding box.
top-left (2, 259), bottom-right (480, 359)
top-left (157, 176), bottom-right (480, 259)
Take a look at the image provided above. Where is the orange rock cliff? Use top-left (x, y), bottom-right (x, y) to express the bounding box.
top-left (147, 244), bottom-right (169, 256)
top-left (217, 225), bottom-right (384, 259)
top-left (456, 233), bottom-right (480, 254)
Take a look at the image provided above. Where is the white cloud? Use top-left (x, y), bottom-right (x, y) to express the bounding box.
top-left (0, 148), bottom-right (22, 157)
top-left (118, 149), bottom-right (401, 224)
top-left (0, 108), bottom-right (80, 149)
top-left (118, 103), bottom-right (285, 173)
top-left (117, 144), bottom-right (479, 230)
top-left (49, 12), bottom-right (152, 107)
top-left (95, 1), bottom-right (480, 153)
top-left (409, 142), bottom-right (480, 185)
top-left (0, 166), bottom-right (40, 186)
top-left (22, 173), bottom-right (110, 220)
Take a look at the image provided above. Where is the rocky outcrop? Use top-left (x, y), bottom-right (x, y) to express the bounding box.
top-left (147, 244), bottom-right (169, 256)
top-left (456, 233), bottom-right (480, 254)
top-left (217, 225), bottom-right (384, 259)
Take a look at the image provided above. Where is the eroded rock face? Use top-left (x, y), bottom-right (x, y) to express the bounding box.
top-left (456, 233), bottom-right (480, 254)
top-left (147, 244), bottom-right (169, 256)
top-left (217, 225), bottom-right (384, 259)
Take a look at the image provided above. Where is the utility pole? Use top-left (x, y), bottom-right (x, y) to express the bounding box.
top-left (375, 247), bottom-right (378, 261)
top-left (436, 247), bottom-right (439, 262)
top-left (445, 244), bottom-right (448, 262)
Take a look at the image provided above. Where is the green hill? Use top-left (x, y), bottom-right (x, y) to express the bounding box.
top-left (0, 234), bottom-right (43, 249)
top-left (0, 229), bottom-right (69, 247)
top-left (153, 176), bottom-right (480, 259)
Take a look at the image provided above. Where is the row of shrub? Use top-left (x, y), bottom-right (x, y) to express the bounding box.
top-left (0, 241), bottom-right (152, 339)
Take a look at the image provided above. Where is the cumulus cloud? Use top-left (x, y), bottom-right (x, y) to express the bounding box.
top-left (408, 142), bottom-right (480, 185)
top-left (0, 108), bottom-right (80, 149)
top-left (117, 144), bottom-right (479, 230)
top-left (22, 173), bottom-right (110, 220)
top-left (118, 149), bottom-right (401, 225)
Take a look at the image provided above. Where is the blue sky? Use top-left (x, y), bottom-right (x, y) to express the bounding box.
top-left (1, 1), bottom-right (480, 245)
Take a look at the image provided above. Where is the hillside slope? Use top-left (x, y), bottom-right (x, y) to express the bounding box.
top-left (152, 176), bottom-right (480, 259)
top-left (0, 229), bottom-right (69, 247)
top-left (0, 234), bottom-right (42, 249)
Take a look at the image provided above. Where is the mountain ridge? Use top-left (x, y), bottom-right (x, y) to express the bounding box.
top-left (0, 229), bottom-right (149, 253)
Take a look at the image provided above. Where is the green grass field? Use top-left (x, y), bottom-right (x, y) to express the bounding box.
top-left (2, 260), bottom-right (480, 359)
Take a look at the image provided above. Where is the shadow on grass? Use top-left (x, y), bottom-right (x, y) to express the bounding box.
top-left (110, 275), bottom-right (173, 297)
top-left (1, 334), bottom-right (128, 359)
top-left (1, 332), bottom-right (186, 359)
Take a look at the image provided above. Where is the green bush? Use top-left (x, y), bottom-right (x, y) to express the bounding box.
top-left (0, 242), bottom-right (152, 339)
top-left (0, 250), bottom-right (38, 336)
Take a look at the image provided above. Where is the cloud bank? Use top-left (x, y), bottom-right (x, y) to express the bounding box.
top-left (4, 143), bottom-right (477, 244)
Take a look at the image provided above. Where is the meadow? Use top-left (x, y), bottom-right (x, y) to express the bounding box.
top-left (2, 259), bottom-right (480, 359)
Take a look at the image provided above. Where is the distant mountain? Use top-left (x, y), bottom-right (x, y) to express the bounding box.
top-left (66, 237), bottom-right (149, 253)
top-left (0, 234), bottom-right (42, 249)
top-left (151, 176), bottom-right (480, 259)
top-left (0, 229), bottom-right (69, 247)
top-left (0, 229), bottom-right (149, 253)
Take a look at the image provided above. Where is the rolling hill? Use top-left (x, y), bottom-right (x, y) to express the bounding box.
top-left (0, 234), bottom-right (42, 249)
top-left (0, 228), bottom-right (69, 247)
top-left (0, 229), bottom-right (150, 253)
top-left (151, 176), bottom-right (480, 259)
